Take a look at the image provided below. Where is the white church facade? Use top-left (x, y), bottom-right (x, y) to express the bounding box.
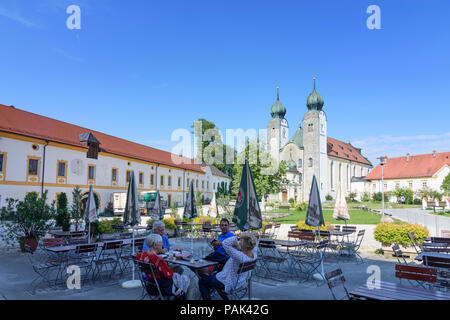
top-left (266, 79), bottom-right (373, 203)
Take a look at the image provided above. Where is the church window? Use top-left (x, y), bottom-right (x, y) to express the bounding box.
top-left (308, 158), bottom-right (313, 167)
top-left (339, 163), bottom-right (342, 182)
top-left (299, 173), bottom-right (302, 182)
top-left (298, 159), bottom-right (302, 168)
top-left (308, 123), bottom-right (313, 132)
top-left (330, 161), bottom-right (334, 190)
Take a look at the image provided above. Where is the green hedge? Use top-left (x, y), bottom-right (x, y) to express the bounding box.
top-left (97, 218), bottom-right (122, 234)
top-left (374, 223), bottom-right (429, 247)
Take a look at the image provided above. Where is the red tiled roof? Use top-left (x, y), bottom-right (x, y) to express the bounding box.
top-left (365, 152), bottom-right (450, 180)
top-left (200, 164), bottom-right (230, 179)
top-left (327, 137), bottom-right (372, 166)
top-left (0, 104), bottom-right (204, 173)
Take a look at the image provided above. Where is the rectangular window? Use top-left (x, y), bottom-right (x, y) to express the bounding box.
top-left (196, 180), bottom-right (199, 188)
top-left (126, 170), bottom-right (131, 183)
top-left (88, 166), bottom-right (95, 180)
top-left (57, 161), bottom-right (66, 177)
top-left (0, 154), bottom-right (3, 172)
top-left (207, 181), bottom-right (209, 189)
top-left (139, 172), bottom-right (144, 185)
top-left (423, 182), bottom-right (427, 188)
top-left (409, 182), bottom-right (413, 189)
top-left (160, 175), bottom-right (164, 186)
top-left (202, 181), bottom-right (204, 189)
top-left (168, 176), bottom-right (172, 186)
top-left (178, 177), bottom-right (181, 187)
top-left (187, 178), bottom-right (190, 187)
top-left (28, 159), bottom-right (39, 175)
top-left (150, 174), bottom-right (154, 185)
top-left (112, 168), bottom-right (118, 182)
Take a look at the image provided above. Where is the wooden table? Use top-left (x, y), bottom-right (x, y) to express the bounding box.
top-left (44, 237), bottom-right (146, 254)
top-left (415, 252), bottom-right (450, 262)
top-left (349, 281), bottom-right (450, 300)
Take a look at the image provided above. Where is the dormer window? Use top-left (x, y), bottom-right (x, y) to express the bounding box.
top-left (79, 132), bottom-right (100, 159)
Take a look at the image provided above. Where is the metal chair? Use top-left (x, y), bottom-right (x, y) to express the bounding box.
top-left (67, 243), bottom-right (98, 287)
top-left (24, 244), bottom-right (60, 295)
top-left (339, 229), bottom-right (365, 264)
top-left (260, 224), bottom-right (273, 239)
top-left (214, 260), bottom-right (257, 300)
top-left (291, 241), bottom-right (327, 283)
top-left (93, 240), bottom-right (124, 283)
top-left (325, 268), bottom-right (351, 300)
top-left (408, 232), bottom-right (423, 255)
top-left (395, 264), bottom-right (437, 290)
top-left (120, 238), bottom-right (145, 273)
top-left (256, 239), bottom-right (288, 280)
top-left (392, 244), bottom-right (409, 265)
top-left (272, 223), bottom-right (281, 239)
top-left (134, 259), bottom-right (183, 300)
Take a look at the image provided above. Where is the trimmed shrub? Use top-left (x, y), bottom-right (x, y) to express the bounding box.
top-left (163, 217), bottom-right (176, 230)
top-left (295, 202), bottom-right (308, 211)
top-left (296, 220), bottom-right (330, 231)
top-left (97, 218), bottom-right (122, 234)
top-left (361, 192), bottom-right (370, 202)
top-left (373, 223), bottom-right (429, 247)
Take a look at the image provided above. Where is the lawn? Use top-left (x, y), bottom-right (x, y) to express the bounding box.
top-left (267, 209), bottom-right (405, 225)
top-left (346, 201), bottom-right (421, 210)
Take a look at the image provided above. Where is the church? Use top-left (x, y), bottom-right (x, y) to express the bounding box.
top-left (266, 79), bottom-right (373, 203)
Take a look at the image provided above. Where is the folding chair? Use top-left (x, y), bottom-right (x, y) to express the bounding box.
top-left (120, 238), bottom-right (145, 273)
top-left (256, 239), bottom-right (288, 279)
top-left (67, 243), bottom-right (98, 287)
top-left (325, 268), bottom-right (351, 300)
top-left (408, 232), bottom-right (423, 255)
top-left (261, 224), bottom-right (274, 239)
top-left (395, 264), bottom-right (437, 290)
top-left (93, 240), bottom-right (124, 283)
top-left (214, 260), bottom-right (257, 300)
top-left (339, 230), bottom-right (365, 264)
top-left (272, 223), bottom-right (281, 239)
top-left (134, 259), bottom-right (184, 300)
top-left (392, 244), bottom-right (409, 265)
top-left (69, 237), bottom-right (89, 245)
top-left (24, 244), bottom-right (61, 295)
top-left (341, 225), bottom-right (357, 242)
top-left (291, 241), bottom-right (327, 283)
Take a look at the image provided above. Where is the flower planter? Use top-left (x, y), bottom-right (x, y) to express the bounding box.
top-left (20, 237), bottom-right (38, 253)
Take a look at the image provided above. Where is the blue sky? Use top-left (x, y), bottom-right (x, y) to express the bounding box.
top-left (0, 0), bottom-right (449, 166)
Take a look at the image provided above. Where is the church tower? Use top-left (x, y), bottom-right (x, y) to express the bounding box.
top-left (267, 87), bottom-right (289, 163)
top-left (302, 78), bottom-right (328, 202)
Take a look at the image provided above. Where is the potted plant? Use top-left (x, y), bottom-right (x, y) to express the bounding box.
top-left (0, 191), bottom-right (56, 252)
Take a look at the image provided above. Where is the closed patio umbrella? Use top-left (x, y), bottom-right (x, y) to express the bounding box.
top-left (183, 180), bottom-right (197, 261)
top-left (333, 183), bottom-right (350, 223)
top-left (122, 170), bottom-right (141, 289)
top-left (84, 184), bottom-right (98, 244)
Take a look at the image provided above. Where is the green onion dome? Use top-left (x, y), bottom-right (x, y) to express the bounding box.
top-left (306, 78), bottom-right (324, 111)
top-left (270, 87), bottom-right (287, 119)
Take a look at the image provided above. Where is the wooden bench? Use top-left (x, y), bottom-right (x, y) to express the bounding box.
top-left (395, 264), bottom-right (437, 284)
top-left (278, 205), bottom-right (291, 210)
top-left (427, 201), bottom-right (447, 212)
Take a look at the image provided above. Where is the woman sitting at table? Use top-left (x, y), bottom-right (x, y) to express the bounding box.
top-left (198, 232), bottom-right (258, 300)
top-left (136, 234), bottom-right (195, 299)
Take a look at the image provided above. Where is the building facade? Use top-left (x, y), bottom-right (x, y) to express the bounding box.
top-left (0, 104), bottom-right (230, 211)
top-left (364, 151), bottom-right (450, 198)
top-left (267, 80), bottom-right (373, 203)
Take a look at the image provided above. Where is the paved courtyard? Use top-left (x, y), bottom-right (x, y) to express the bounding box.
top-left (0, 236), bottom-right (416, 300)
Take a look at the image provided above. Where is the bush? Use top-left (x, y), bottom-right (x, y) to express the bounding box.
top-left (394, 188), bottom-right (414, 204)
top-left (97, 218), bottom-right (122, 234)
top-left (294, 202), bottom-right (308, 211)
top-left (102, 202), bottom-right (114, 217)
top-left (372, 192), bottom-right (390, 202)
top-left (325, 194), bottom-right (333, 201)
top-left (349, 192), bottom-right (357, 202)
top-left (413, 198), bottom-right (422, 205)
top-left (163, 217), bottom-right (176, 230)
top-left (56, 193), bottom-right (71, 231)
top-left (193, 217), bottom-right (217, 229)
top-left (373, 223), bottom-right (429, 247)
top-left (361, 192), bottom-right (371, 202)
top-left (296, 220), bottom-right (330, 231)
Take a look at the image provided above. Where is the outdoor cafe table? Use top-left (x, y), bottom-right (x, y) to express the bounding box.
top-left (165, 256), bottom-right (218, 278)
top-left (44, 237), bottom-right (146, 255)
top-left (415, 252), bottom-right (450, 263)
top-left (349, 281), bottom-right (450, 300)
top-left (49, 231), bottom-right (86, 238)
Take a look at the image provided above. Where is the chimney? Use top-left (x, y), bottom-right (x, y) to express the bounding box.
top-left (406, 153), bottom-right (410, 162)
top-left (433, 150), bottom-right (436, 158)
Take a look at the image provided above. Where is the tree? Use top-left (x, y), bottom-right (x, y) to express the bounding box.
top-left (393, 188), bottom-right (414, 204)
top-left (0, 191), bottom-right (56, 247)
top-left (441, 172), bottom-right (450, 196)
top-left (192, 118), bottom-right (237, 179)
top-left (231, 138), bottom-right (288, 200)
top-left (55, 192), bottom-right (71, 231)
top-left (71, 186), bottom-right (83, 231)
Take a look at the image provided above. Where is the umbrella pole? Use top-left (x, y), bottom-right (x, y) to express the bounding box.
top-left (88, 222), bottom-right (91, 244)
top-left (132, 226), bottom-right (135, 281)
top-left (190, 222), bottom-right (194, 263)
top-left (318, 226), bottom-right (324, 279)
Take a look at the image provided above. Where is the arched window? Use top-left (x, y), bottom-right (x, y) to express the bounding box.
top-left (298, 159), bottom-right (302, 168)
top-left (347, 164), bottom-right (350, 190)
top-left (353, 166), bottom-right (356, 177)
top-left (339, 163), bottom-right (342, 182)
top-left (308, 158), bottom-right (313, 167)
top-left (299, 173), bottom-right (302, 182)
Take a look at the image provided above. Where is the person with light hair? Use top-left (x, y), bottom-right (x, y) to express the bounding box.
top-left (198, 232), bottom-right (259, 300)
top-left (142, 220), bottom-right (170, 252)
top-left (137, 233), bottom-right (195, 299)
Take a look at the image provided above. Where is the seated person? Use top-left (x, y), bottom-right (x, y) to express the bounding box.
top-left (143, 221), bottom-right (170, 252)
top-left (198, 232), bottom-right (259, 300)
top-left (136, 234), bottom-right (195, 299)
top-left (204, 218), bottom-right (235, 271)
